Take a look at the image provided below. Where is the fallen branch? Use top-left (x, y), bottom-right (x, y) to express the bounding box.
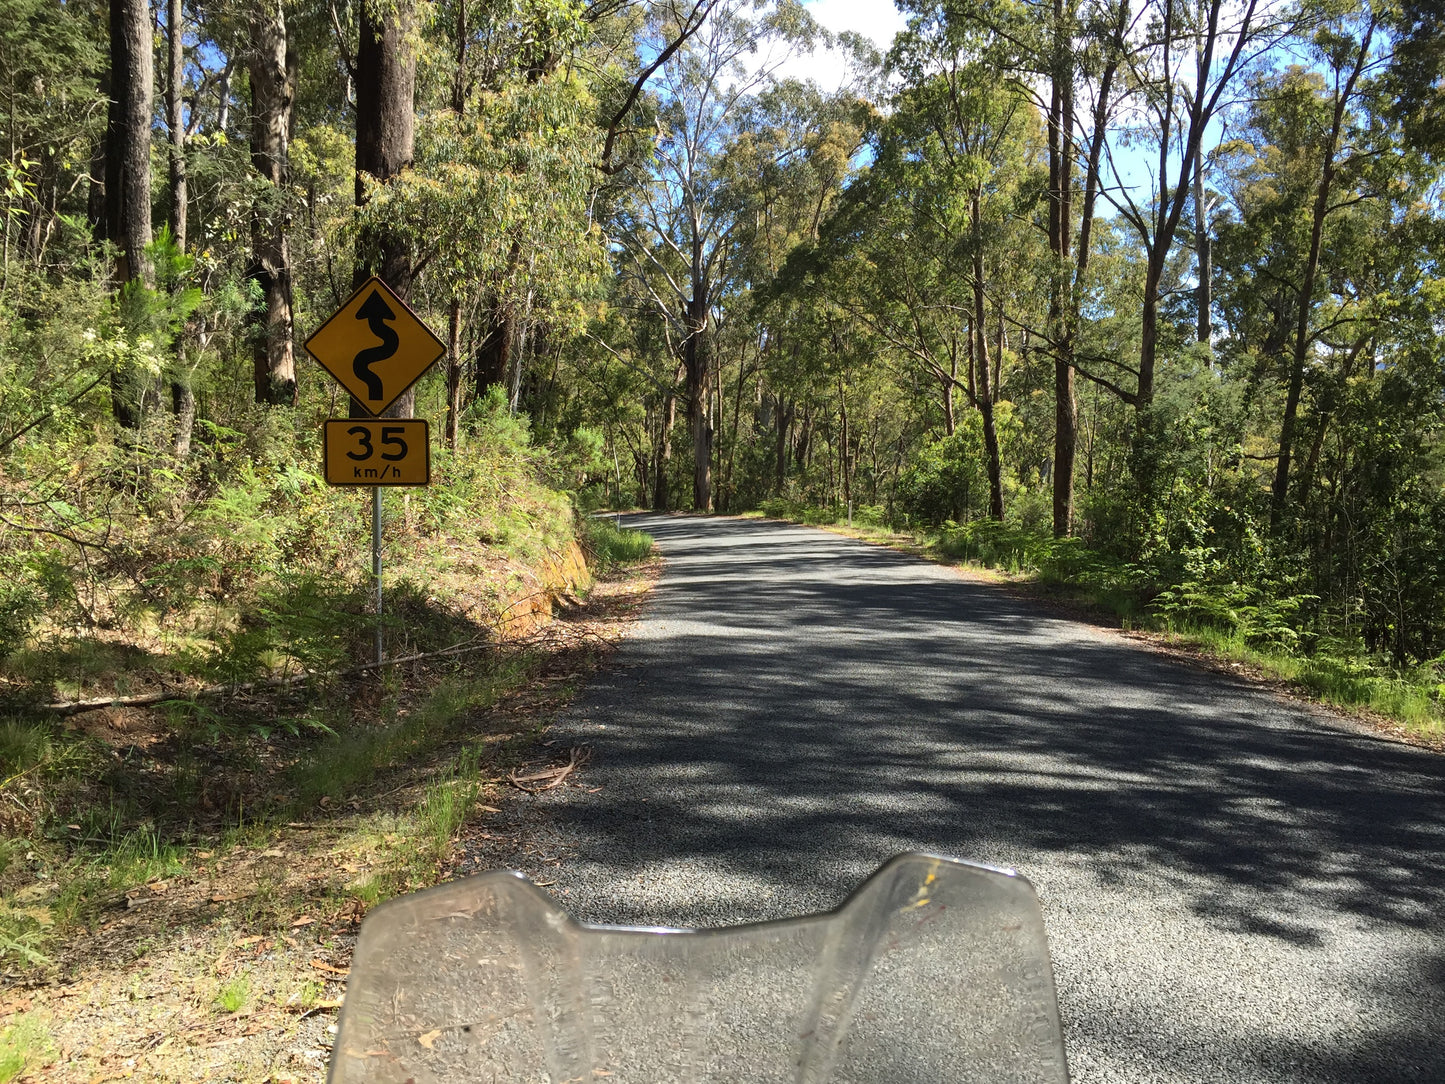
top-left (508, 747), bottom-right (590, 794)
top-left (37, 634), bottom-right (492, 717)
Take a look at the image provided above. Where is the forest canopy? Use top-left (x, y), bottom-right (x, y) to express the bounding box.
top-left (2, 0), bottom-right (1444, 682)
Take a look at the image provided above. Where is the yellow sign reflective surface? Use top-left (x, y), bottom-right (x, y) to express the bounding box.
top-left (323, 419), bottom-right (430, 486)
top-left (305, 277), bottom-right (446, 416)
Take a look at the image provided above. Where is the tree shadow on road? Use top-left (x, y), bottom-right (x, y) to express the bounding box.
top-left (516, 515), bottom-right (1445, 1082)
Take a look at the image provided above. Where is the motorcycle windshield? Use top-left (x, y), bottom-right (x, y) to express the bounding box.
top-left (329, 852), bottom-right (1068, 1083)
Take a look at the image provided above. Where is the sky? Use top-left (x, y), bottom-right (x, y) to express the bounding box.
top-left (782, 0), bottom-right (910, 90)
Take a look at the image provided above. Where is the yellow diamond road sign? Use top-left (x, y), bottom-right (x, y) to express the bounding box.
top-left (305, 277), bottom-right (446, 416)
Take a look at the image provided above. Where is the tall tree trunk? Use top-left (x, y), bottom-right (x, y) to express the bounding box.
top-left (774, 396), bottom-right (792, 495)
top-left (167, 0), bottom-right (186, 251)
top-left (445, 299), bottom-right (463, 448)
top-left (682, 293), bottom-right (712, 511)
top-left (106, 0), bottom-right (156, 429)
top-left (971, 190), bottom-right (1005, 521)
top-left (1271, 19), bottom-right (1374, 528)
top-left (167, 0), bottom-right (195, 456)
top-left (443, 8), bottom-right (468, 444)
top-left (1049, 1), bottom-right (1077, 537)
top-left (838, 372), bottom-right (851, 511)
top-left (653, 371), bottom-right (678, 511)
top-left (248, 0), bottom-right (296, 406)
top-left (354, 0), bottom-right (417, 419)
top-left (1193, 149), bottom-right (1211, 344)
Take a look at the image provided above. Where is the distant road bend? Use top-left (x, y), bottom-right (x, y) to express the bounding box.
top-left (498, 515), bottom-right (1445, 1083)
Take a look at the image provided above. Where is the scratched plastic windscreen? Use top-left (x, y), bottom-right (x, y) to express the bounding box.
top-left (328, 852), bottom-right (1069, 1084)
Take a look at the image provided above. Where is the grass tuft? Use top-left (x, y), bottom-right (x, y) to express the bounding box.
top-left (0, 1014), bottom-right (52, 1083)
top-left (583, 517), bottom-right (654, 570)
top-left (213, 972), bottom-right (250, 1014)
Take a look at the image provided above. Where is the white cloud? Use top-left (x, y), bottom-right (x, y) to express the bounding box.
top-left (764, 0), bottom-right (908, 93)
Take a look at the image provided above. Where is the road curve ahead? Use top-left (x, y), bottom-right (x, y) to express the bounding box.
top-left (520, 515), bottom-right (1445, 1083)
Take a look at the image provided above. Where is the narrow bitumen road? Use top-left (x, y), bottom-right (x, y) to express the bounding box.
top-left (489, 515), bottom-right (1445, 1082)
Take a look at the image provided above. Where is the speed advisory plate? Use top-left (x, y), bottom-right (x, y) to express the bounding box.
top-left (323, 419), bottom-right (430, 486)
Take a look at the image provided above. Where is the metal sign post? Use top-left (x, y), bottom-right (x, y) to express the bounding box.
top-left (305, 277), bottom-right (446, 669)
top-left (372, 486), bottom-right (383, 665)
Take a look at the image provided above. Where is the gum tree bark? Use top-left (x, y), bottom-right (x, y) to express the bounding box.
top-left (354, 0), bottom-right (417, 419)
top-left (106, 0), bottom-right (156, 428)
top-left (248, 0), bottom-right (297, 406)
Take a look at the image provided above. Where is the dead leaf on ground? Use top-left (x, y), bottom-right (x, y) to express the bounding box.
top-left (233, 935), bottom-right (263, 948)
top-left (260, 848), bottom-right (284, 858)
top-left (309, 959), bottom-right (349, 976)
top-left (209, 889), bottom-right (255, 903)
top-left (417, 1029), bottom-right (442, 1049)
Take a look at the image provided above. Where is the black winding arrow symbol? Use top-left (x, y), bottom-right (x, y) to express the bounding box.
top-left (353, 289), bottom-right (399, 401)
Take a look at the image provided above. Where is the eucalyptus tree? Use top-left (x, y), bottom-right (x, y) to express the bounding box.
top-left (1103, 0), bottom-right (1295, 463)
top-left (247, 0), bottom-right (297, 406)
top-left (895, 0), bottom-right (1136, 535)
top-left (608, 0), bottom-right (819, 511)
top-left (1211, 17), bottom-right (1425, 523)
top-left (716, 80), bottom-right (868, 509)
top-left (859, 30), bottom-right (1046, 520)
top-left (1265, 4), bottom-right (1386, 525)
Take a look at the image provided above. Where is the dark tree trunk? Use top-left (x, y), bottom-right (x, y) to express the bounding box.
top-left (838, 372), bottom-right (851, 510)
top-left (1048, 9), bottom-right (1077, 537)
top-left (1194, 153), bottom-right (1211, 344)
top-left (167, 0), bottom-right (196, 456)
top-left (248, 0), bottom-right (297, 406)
top-left (774, 396), bottom-right (793, 495)
top-left (474, 308), bottom-right (509, 398)
top-left (971, 190), bottom-right (1005, 521)
top-left (795, 404), bottom-right (812, 474)
top-left (106, 0), bottom-right (156, 428)
top-left (167, 0), bottom-right (186, 250)
top-left (445, 299), bottom-right (463, 448)
top-left (653, 370), bottom-right (679, 511)
top-left (354, 0), bottom-right (417, 418)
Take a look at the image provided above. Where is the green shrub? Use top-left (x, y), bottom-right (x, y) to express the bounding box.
top-left (583, 517), bottom-right (654, 570)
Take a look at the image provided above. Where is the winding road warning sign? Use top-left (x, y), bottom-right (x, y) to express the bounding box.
top-left (305, 277), bottom-right (446, 417)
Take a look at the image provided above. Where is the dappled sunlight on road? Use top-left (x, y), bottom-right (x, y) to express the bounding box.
top-left (473, 515), bottom-right (1445, 1083)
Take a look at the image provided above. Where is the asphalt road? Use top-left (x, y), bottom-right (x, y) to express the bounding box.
top-left (492, 515), bottom-right (1445, 1082)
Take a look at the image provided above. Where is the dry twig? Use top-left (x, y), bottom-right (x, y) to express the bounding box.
top-left (508, 747), bottom-right (590, 794)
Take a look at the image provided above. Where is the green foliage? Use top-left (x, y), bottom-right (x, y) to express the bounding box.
top-left (895, 431), bottom-right (983, 525)
top-left (582, 517), bottom-right (654, 570)
top-left (287, 669), bottom-right (523, 812)
top-left (213, 972), bottom-right (251, 1014)
top-left (417, 746), bottom-right (485, 867)
top-left (0, 1014), bottom-right (52, 1082)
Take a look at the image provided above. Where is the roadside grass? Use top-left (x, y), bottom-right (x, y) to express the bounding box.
top-left (746, 505), bottom-right (1445, 743)
top-left (213, 971), bottom-right (251, 1014)
top-left (0, 654), bottom-right (540, 971)
top-left (285, 662), bottom-right (527, 813)
top-left (0, 544), bottom-right (657, 1080)
top-left (0, 1013), bottom-right (52, 1083)
top-left (583, 515), bottom-right (656, 571)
